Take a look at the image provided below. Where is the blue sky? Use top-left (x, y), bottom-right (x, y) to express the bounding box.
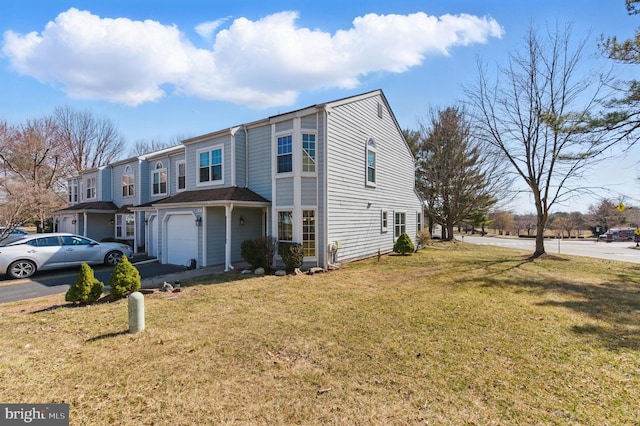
top-left (1, 0), bottom-right (638, 214)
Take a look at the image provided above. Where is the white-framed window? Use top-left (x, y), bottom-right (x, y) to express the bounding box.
top-left (198, 145), bottom-right (223, 185)
top-left (302, 210), bottom-right (316, 257)
top-left (417, 212), bottom-right (422, 232)
top-left (115, 214), bottom-right (135, 239)
top-left (277, 135), bottom-right (293, 173)
top-left (381, 210), bottom-right (388, 233)
top-left (302, 133), bottom-right (316, 173)
top-left (277, 210), bottom-right (293, 248)
top-left (366, 138), bottom-right (377, 186)
top-left (152, 162), bottom-right (167, 195)
top-left (122, 165), bottom-right (134, 198)
top-left (394, 212), bottom-right (406, 238)
top-left (86, 177), bottom-right (96, 200)
top-left (176, 160), bottom-right (186, 191)
top-left (69, 179), bottom-right (78, 203)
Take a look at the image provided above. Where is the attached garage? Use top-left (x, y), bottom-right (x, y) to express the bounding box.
top-left (165, 214), bottom-right (198, 266)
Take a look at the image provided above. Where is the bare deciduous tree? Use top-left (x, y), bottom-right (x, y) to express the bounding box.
top-left (54, 106), bottom-right (125, 175)
top-left (0, 116), bottom-right (68, 232)
top-left (466, 22), bottom-right (615, 257)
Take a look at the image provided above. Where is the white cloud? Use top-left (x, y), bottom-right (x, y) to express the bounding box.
top-left (1, 8), bottom-right (503, 107)
top-left (195, 17), bottom-right (230, 41)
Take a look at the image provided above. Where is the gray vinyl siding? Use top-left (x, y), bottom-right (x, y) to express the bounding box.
top-left (300, 114), bottom-right (318, 130)
top-left (301, 177), bottom-right (317, 206)
top-left (275, 178), bottom-right (294, 206)
top-left (100, 168), bottom-right (112, 201)
top-left (230, 207), bottom-right (263, 261)
top-left (235, 128), bottom-right (247, 188)
top-left (185, 134), bottom-right (230, 190)
top-left (325, 93), bottom-right (421, 263)
top-left (205, 207), bottom-right (226, 265)
top-left (139, 162), bottom-right (150, 204)
top-left (275, 120), bottom-right (293, 133)
top-left (316, 111), bottom-right (327, 267)
top-left (168, 153), bottom-right (185, 195)
top-left (111, 162), bottom-right (138, 207)
top-left (246, 125), bottom-right (272, 200)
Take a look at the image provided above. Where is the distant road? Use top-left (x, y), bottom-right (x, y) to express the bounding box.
top-left (461, 235), bottom-right (640, 264)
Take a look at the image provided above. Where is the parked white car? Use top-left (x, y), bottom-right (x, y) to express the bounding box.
top-left (0, 233), bottom-right (133, 279)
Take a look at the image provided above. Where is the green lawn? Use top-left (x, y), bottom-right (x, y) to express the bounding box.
top-left (1, 242), bottom-right (639, 425)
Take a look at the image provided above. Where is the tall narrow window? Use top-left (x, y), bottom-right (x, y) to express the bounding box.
top-left (277, 135), bottom-right (293, 173)
top-left (302, 133), bottom-right (316, 173)
top-left (394, 212), bottom-right (406, 238)
top-left (417, 212), bottom-right (422, 232)
top-left (198, 146), bottom-right (223, 184)
top-left (177, 161), bottom-right (186, 190)
top-left (381, 210), bottom-right (388, 233)
top-left (366, 138), bottom-right (376, 186)
top-left (86, 177), bottom-right (96, 199)
top-left (152, 162), bottom-right (167, 195)
top-left (122, 165), bottom-right (134, 197)
top-left (302, 210), bottom-right (316, 257)
top-left (278, 211), bottom-right (293, 252)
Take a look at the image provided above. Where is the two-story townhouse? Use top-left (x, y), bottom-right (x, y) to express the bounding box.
top-left (57, 89), bottom-right (423, 270)
top-left (56, 166), bottom-right (118, 241)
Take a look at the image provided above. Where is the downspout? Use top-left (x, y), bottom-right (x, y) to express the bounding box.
top-left (323, 107), bottom-right (330, 269)
top-left (244, 125), bottom-right (249, 187)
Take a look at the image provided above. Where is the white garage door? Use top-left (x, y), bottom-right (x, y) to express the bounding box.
top-left (166, 214), bottom-right (197, 266)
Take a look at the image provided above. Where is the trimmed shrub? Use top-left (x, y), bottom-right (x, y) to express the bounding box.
top-left (108, 256), bottom-right (141, 299)
top-left (241, 239), bottom-right (261, 269)
top-left (394, 232), bottom-right (415, 255)
top-left (65, 263), bottom-right (104, 304)
top-left (281, 242), bottom-right (304, 273)
top-left (241, 236), bottom-right (277, 272)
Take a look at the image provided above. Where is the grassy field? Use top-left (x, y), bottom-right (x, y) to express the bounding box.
top-left (1, 242), bottom-right (639, 425)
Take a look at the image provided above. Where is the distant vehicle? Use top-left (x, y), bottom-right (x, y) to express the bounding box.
top-left (0, 233), bottom-right (133, 279)
top-left (598, 228), bottom-right (636, 242)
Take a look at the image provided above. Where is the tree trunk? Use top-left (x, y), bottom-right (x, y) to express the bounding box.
top-left (533, 215), bottom-right (547, 258)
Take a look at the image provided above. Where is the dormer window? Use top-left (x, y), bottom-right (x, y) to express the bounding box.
top-left (86, 177), bottom-right (96, 199)
top-left (122, 165), bottom-right (134, 197)
top-left (152, 162), bottom-right (167, 195)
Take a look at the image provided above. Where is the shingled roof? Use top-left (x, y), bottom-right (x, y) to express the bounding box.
top-left (153, 187), bottom-right (270, 205)
top-left (56, 201), bottom-right (118, 213)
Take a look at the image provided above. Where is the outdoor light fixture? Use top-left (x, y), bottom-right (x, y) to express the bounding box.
top-left (72, 219), bottom-right (77, 224)
top-left (239, 216), bottom-right (245, 226)
top-left (110, 219), bottom-right (115, 225)
top-left (195, 216), bottom-right (202, 227)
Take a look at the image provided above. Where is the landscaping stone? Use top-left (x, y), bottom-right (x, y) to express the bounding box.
top-left (274, 270), bottom-right (287, 276)
top-left (254, 267), bottom-right (265, 275)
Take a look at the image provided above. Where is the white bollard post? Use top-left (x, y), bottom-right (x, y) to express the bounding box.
top-left (128, 292), bottom-right (145, 333)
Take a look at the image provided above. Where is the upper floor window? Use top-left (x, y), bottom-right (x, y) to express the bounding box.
top-left (152, 162), bottom-right (167, 195)
top-left (69, 179), bottom-right (78, 203)
top-left (302, 133), bottom-right (316, 173)
top-left (86, 177), bottom-right (96, 199)
top-left (366, 138), bottom-right (376, 186)
top-left (277, 135), bottom-right (293, 173)
top-left (176, 161), bottom-right (186, 191)
top-left (122, 165), bottom-right (134, 198)
top-left (198, 146), bottom-right (223, 185)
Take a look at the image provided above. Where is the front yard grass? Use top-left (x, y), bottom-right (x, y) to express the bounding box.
top-left (1, 242), bottom-right (639, 425)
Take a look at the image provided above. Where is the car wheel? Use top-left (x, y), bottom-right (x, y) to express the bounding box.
top-left (104, 251), bottom-right (123, 266)
top-left (7, 260), bottom-right (36, 279)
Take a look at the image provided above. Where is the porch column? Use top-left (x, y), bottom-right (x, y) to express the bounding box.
top-left (83, 212), bottom-right (88, 236)
top-left (225, 204), bottom-right (234, 271)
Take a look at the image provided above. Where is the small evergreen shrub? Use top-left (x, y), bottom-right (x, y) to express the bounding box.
top-left (241, 236), bottom-right (277, 271)
top-left (108, 256), bottom-right (141, 299)
top-left (281, 242), bottom-right (304, 273)
top-left (65, 263), bottom-right (104, 304)
top-left (394, 232), bottom-right (415, 255)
